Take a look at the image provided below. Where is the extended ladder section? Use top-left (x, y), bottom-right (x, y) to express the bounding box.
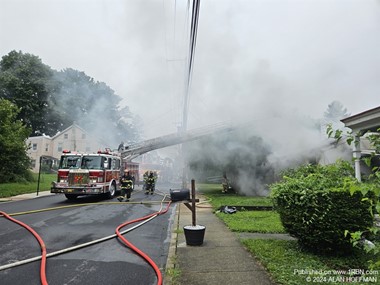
top-left (120, 122), bottom-right (235, 161)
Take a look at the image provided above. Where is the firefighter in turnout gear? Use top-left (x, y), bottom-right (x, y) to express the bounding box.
top-left (144, 171), bottom-right (156, 195)
top-left (118, 170), bottom-right (134, 202)
top-left (221, 173), bottom-right (231, 194)
top-left (143, 171), bottom-right (149, 191)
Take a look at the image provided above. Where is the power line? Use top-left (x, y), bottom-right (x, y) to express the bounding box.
top-left (182, 0), bottom-right (201, 133)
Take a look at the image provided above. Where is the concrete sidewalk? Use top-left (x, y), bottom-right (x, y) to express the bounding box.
top-left (0, 191), bottom-right (53, 202)
top-left (165, 196), bottom-right (276, 285)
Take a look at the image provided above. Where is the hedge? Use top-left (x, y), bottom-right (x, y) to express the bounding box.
top-left (270, 161), bottom-right (377, 254)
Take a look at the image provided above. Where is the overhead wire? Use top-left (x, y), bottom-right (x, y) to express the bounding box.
top-left (182, 0), bottom-right (201, 132)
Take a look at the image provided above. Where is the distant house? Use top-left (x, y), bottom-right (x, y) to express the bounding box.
top-left (27, 123), bottom-right (109, 172)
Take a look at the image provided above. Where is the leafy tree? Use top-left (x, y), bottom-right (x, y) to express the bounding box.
top-left (324, 101), bottom-right (350, 122)
top-left (0, 50), bottom-right (140, 146)
top-left (51, 68), bottom-right (139, 146)
top-left (0, 99), bottom-right (32, 183)
top-left (0, 50), bottom-right (55, 136)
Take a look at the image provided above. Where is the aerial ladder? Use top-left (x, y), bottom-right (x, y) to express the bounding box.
top-left (118, 122), bottom-right (236, 161)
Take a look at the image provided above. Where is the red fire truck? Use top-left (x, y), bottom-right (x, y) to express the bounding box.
top-left (51, 149), bottom-right (122, 200)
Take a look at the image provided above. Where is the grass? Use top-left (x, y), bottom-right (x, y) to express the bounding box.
top-left (215, 210), bottom-right (285, 233)
top-left (197, 183), bottom-right (273, 208)
top-left (165, 267), bottom-right (181, 285)
top-left (242, 239), bottom-right (379, 285)
top-left (165, 254), bottom-right (182, 285)
top-left (0, 173), bottom-right (56, 198)
top-left (198, 183), bottom-right (283, 233)
top-left (197, 183), bottom-right (379, 285)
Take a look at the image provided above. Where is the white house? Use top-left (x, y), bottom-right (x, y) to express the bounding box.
top-left (27, 123), bottom-right (109, 172)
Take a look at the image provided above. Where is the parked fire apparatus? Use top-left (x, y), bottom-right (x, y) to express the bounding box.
top-left (51, 149), bottom-right (122, 200)
top-left (51, 123), bottom-right (235, 200)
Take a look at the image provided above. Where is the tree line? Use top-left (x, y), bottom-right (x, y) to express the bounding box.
top-left (0, 50), bottom-right (140, 182)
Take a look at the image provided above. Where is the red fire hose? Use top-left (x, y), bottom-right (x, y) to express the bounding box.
top-left (115, 201), bottom-right (171, 285)
top-left (0, 211), bottom-right (48, 285)
top-left (0, 199), bottom-right (172, 285)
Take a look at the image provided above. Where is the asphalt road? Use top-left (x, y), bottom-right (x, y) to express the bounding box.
top-left (0, 185), bottom-right (177, 285)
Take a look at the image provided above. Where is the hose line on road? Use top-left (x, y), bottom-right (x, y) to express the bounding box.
top-left (0, 211), bottom-right (48, 285)
top-left (0, 196), bottom-right (173, 285)
top-left (115, 195), bottom-right (172, 285)
top-left (7, 200), bottom-right (170, 217)
top-left (0, 209), bottom-right (160, 272)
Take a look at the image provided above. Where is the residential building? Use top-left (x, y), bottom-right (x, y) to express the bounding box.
top-left (27, 123), bottom-right (109, 172)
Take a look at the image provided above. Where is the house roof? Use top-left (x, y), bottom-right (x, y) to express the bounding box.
top-left (51, 122), bottom-right (87, 139)
top-left (341, 106), bottom-right (380, 133)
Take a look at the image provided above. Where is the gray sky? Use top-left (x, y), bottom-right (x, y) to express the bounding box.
top-left (1, 0), bottom-right (379, 140)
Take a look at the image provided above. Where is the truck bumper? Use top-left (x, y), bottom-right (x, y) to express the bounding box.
top-left (51, 186), bottom-right (103, 195)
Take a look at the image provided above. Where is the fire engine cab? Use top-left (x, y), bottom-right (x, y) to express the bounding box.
top-left (51, 149), bottom-right (121, 200)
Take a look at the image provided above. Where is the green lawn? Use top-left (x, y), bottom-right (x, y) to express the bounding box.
top-left (198, 183), bottom-right (283, 233)
top-left (0, 173), bottom-right (56, 198)
top-left (215, 210), bottom-right (285, 233)
top-left (197, 183), bottom-right (273, 208)
top-left (243, 239), bottom-right (379, 285)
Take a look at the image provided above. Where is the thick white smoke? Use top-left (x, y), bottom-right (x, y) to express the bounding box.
top-left (186, 110), bottom-right (341, 196)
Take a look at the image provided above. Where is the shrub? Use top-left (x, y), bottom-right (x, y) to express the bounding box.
top-left (271, 161), bottom-right (377, 254)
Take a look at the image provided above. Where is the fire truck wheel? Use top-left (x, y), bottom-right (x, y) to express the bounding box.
top-left (65, 194), bottom-right (78, 200)
top-left (107, 183), bottom-right (116, 199)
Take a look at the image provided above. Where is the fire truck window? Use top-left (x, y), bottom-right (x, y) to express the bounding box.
top-left (114, 159), bottom-right (120, 170)
top-left (60, 156), bottom-right (81, 169)
top-left (111, 158), bottom-right (116, 170)
top-left (101, 157), bottom-right (107, 169)
top-left (102, 157), bottom-right (111, 169)
top-left (71, 158), bottom-right (80, 168)
top-left (82, 156), bottom-right (102, 169)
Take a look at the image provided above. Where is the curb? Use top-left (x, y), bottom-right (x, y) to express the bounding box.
top-left (0, 191), bottom-right (54, 202)
top-left (163, 203), bottom-right (180, 285)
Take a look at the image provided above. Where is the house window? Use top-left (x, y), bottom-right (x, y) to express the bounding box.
top-left (58, 143), bottom-right (63, 152)
top-left (31, 159), bottom-right (36, 168)
top-left (32, 143), bottom-right (37, 151)
top-left (45, 144), bottom-right (49, 152)
top-left (64, 134), bottom-right (68, 139)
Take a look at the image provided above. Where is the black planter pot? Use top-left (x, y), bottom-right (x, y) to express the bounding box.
top-left (183, 225), bottom-right (206, 246)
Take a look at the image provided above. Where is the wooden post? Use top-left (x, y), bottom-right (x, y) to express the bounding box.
top-left (184, 179), bottom-right (200, 224)
top-left (191, 179), bottom-right (196, 226)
